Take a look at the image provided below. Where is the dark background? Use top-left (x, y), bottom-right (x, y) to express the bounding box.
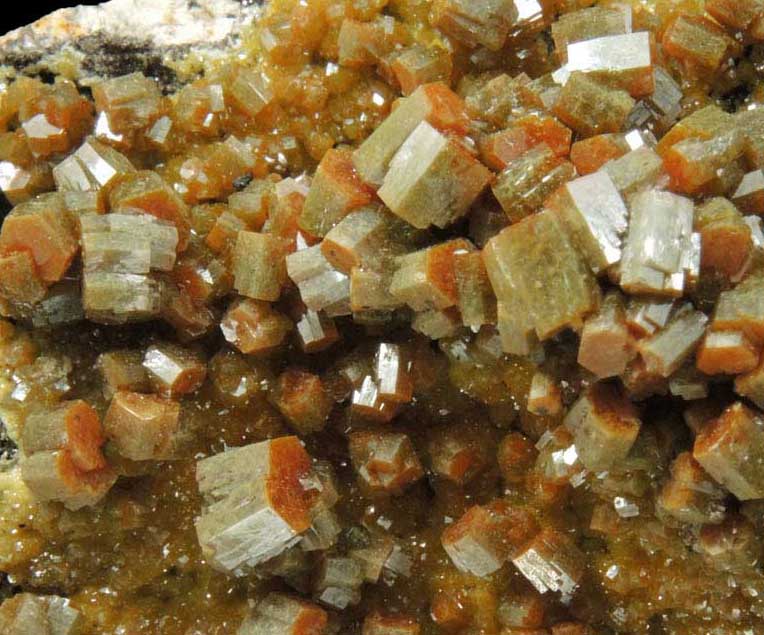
top-left (1, 1), bottom-right (103, 34)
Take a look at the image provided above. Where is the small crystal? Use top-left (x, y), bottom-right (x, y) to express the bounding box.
top-left (286, 244), bottom-right (351, 316)
top-left (613, 496), bottom-right (640, 518)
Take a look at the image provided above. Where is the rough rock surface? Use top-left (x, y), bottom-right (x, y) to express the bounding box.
top-left (0, 0), bottom-right (263, 90)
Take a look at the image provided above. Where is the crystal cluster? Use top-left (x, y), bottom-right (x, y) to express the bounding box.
top-left (4, 0), bottom-right (764, 633)
top-left (80, 212), bottom-right (178, 323)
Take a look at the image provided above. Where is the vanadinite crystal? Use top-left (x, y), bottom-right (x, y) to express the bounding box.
top-left (3, 1), bottom-right (764, 633)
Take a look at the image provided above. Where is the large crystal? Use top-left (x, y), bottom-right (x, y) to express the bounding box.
top-left (108, 170), bottom-right (191, 249)
top-left (637, 304), bottom-right (708, 378)
top-left (712, 272), bottom-right (764, 344)
top-left (20, 400), bottom-right (115, 511)
top-left (321, 206), bottom-right (395, 273)
top-left (195, 438), bottom-right (318, 575)
top-left (578, 291), bottom-right (632, 378)
top-left (657, 452), bottom-right (727, 525)
top-left (92, 72), bottom-right (163, 134)
top-left (442, 500), bottom-right (537, 577)
top-left (237, 594), bottom-right (327, 635)
top-left (103, 391), bottom-right (181, 461)
top-left (352, 83), bottom-right (469, 187)
top-left (564, 382), bottom-right (641, 471)
top-left (552, 170), bottom-right (628, 273)
top-left (454, 250), bottom-right (497, 330)
top-left (512, 528), bottom-right (585, 603)
top-left (52, 138), bottom-right (135, 195)
top-left (733, 170), bottom-right (764, 215)
top-left (664, 130), bottom-right (745, 195)
top-left (390, 239), bottom-right (473, 312)
top-left (142, 342), bottom-right (206, 398)
top-left (553, 72), bottom-right (635, 137)
top-left (0, 252), bottom-right (47, 305)
top-left (0, 194), bottom-right (78, 283)
top-left (338, 17), bottom-right (398, 68)
top-left (349, 431), bottom-right (423, 494)
top-left (484, 209), bottom-right (600, 346)
top-left (300, 148), bottom-right (373, 237)
top-left (619, 189), bottom-right (696, 296)
top-left (286, 244), bottom-right (351, 316)
top-left (314, 556), bottom-right (364, 609)
top-left (551, 5), bottom-right (632, 63)
top-left (390, 44), bottom-right (453, 96)
top-left (707, 0), bottom-right (764, 32)
top-left (602, 146), bottom-right (665, 199)
top-left (696, 330), bottom-right (759, 376)
top-left (82, 272), bottom-right (163, 324)
top-left (694, 402), bottom-right (764, 501)
top-left (80, 213), bottom-right (178, 275)
top-left (271, 368), bottom-right (334, 434)
top-left (0, 593), bottom-right (82, 635)
top-left (232, 231), bottom-right (288, 302)
top-left (464, 73), bottom-right (542, 127)
top-left (662, 14), bottom-right (736, 75)
top-left (429, 0), bottom-right (519, 51)
top-left (565, 32), bottom-right (654, 97)
top-left (378, 121), bottom-right (491, 229)
top-left (220, 299), bottom-right (293, 355)
top-left (492, 144), bottom-right (576, 224)
top-left (226, 66), bottom-right (274, 120)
